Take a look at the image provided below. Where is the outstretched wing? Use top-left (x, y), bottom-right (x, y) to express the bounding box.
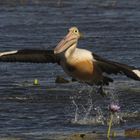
top-left (0, 49), bottom-right (59, 64)
top-left (92, 52), bottom-right (140, 81)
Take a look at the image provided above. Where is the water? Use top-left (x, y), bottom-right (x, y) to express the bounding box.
top-left (0, 0), bottom-right (139, 139)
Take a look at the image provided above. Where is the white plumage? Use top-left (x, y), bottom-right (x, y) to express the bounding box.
top-left (133, 70), bottom-right (140, 78)
top-left (0, 50), bottom-right (17, 57)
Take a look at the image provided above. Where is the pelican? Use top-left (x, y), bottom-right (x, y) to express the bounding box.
top-left (0, 27), bottom-right (140, 93)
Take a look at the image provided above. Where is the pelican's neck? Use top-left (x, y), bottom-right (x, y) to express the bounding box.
top-left (65, 47), bottom-right (94, 63)
top-left (65, 42), bottom-right (77, 58)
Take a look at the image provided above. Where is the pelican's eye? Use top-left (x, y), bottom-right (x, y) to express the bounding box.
top-left (74, 29), bottom-right (78, 34)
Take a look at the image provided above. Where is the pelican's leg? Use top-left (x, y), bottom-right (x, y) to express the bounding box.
top-left (71, 78), bottom-right (77, 82)
top-left (97, 84), bottom-right (107, 97)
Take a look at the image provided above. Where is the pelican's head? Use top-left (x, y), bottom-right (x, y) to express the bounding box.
top-left (54, 27), bottom-right (82, 54)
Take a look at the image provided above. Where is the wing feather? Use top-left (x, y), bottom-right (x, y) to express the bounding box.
top-left (92, 52), bottom-right (140, 81)
top-left (0, 49), bottom-right (59, 63)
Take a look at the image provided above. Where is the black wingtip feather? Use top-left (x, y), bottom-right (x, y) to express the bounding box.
top-left (0, 49), bottom-right (59, 64)
top-left (92, 53), bottom-right (140, 81)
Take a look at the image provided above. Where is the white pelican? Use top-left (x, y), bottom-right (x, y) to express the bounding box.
top-left (0, 27), bottom-right (139, 93)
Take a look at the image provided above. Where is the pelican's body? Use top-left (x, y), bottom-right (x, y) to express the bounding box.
top-left (54, 27), bottom-right (103, 85)
top-left (60, 48), bottom-right (95, 83)
top-left (0, 27), bottom-right (139, 87)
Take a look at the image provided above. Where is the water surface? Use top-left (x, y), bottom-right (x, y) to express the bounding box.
top-left (0, 0), bottom-right (139, 139)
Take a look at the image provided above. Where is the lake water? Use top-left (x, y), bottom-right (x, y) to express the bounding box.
top-left (0, 0), bottom-right (139, 139)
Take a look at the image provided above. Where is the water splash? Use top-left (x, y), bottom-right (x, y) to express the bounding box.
top-left (71, 98), bottom-right (106, 125)
top-left (83, 98), bottom-right (93, 121)
top-left (72, 99), bottom-right (79, 122)
top-left (70, 85), bottom-right (125, 126)
top-left (94, 106), bottom-right (106, 125)
top-left (70, 86), bottom-right (106, 125)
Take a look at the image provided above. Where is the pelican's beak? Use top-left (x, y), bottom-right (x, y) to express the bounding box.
top-left (54, 27), bottom-right (82, 54)
top-left (54, 32), bottom-right (75, 54)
